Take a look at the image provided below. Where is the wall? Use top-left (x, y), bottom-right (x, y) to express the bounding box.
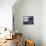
top-left (41, 0), bottom-right (46, 46)
top-left (13, 0), bottom-right (41, 46)
top-left (0, 0), bottom-right (16, 30)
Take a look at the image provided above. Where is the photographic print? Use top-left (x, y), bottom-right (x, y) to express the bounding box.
top-left (23, 16), bottom-right (34, 25)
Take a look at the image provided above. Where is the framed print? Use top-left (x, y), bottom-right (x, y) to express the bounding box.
top-left (23, 16), bottom-right (34, 25)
